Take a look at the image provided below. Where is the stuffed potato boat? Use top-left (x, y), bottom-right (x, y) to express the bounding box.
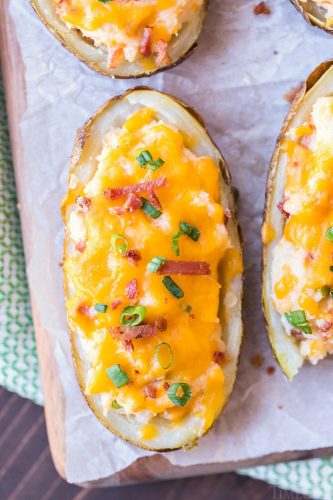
top-left (292, 0), bottom-right (333, 32)
top-left (30, 0), bottom-right (207, 78)
top-left (263, 60), bottom-right (333, 379)
top-left (62, 87), bottom-right (243, 450)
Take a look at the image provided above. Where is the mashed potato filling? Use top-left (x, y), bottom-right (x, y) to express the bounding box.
top-left (63, 107), bottom-right (242, 437)
top-left (54, 0), bottom-right (203, 68)
top-left (272, 97), bottom-right (333, 364)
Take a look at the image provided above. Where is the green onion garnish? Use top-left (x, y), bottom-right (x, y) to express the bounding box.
top-left (285, 310), bottom-right (312, 335)
top-left (111, 233), bottom-right (128, 255)
top-left (325, 226), bottom-right (333, 242)
top-left (94, 303), bottom-right (108, 313)
top-left (162, 276), bottom-right (184, 299)
top-left (106, 364), bottom-right (130, 388)
top-left (120, 305), bottom-right (147, 326)
top-left (137, 150), bottom-right (153, 167)
top-left (149, 158), bottom-right (164, 171)
top-left (167, 383), bottom-right (192, 407)
top-left (330, 266), bottom-right (333, 272)
top-left (172, 231), bottom-right (182, 256)
top-left (318, 286), bottom-right (330, 298)
top-left (141, 197), bottom-right (161, 219)
top-left (330, 291), bottom-right (333, 299)
top-left (147, 256), bottom-right (166, 273)
top-left (179, 221), bottom-right (200, 241)
top-left (155, 342), bottom-right (173, 369)
top-left (112, 400), bottom-right (122, 409)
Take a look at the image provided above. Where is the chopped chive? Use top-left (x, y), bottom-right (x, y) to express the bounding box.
top-left (330, 266), bottom-right (333, 272)
top-left (171, 231), bottom-right (182, 256)
top-left (136, 150), bottom-right (153, 167)
top-left (106, 364), bottom-right (130, 388)
top-left (120, 305), bottom-right (147, 326)
top-left (94, 303), bottom-right (108, 313)
top-left (155, 342), bottom-right (173, 369)
top-left (162, 276), bottom-right (184, 299)
top-left (183, 304), bottom-right (192, 313)
top-left (149, 158), bottom-right (164, 171)
top-left (111, 233), bottom-right (128, 255)
top-left (285, 310), bottom-right (312, 335)
top-left (179, 221), bottom-right (200, 241)
top-left (147, 256), bottom-right (166, 273)
top-left (112, 400), bottom-right (122, 409)
top-left (325, 226), bottom-right (333, 242)
top-left (167, 382), bottom-right (192, 406)
top-left (318, 286), bottom-right (330, 298)
top-left (141, 197), bottom-right (161, 219)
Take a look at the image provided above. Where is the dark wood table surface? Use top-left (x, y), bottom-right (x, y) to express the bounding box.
top-left (0, 387), bottom-right (307, 500)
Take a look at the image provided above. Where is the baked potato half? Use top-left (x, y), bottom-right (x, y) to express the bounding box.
top-left (291, 0), bottom-right (333, 33)
top-left (30, 0), bottom-right (207, 78)
top-left (62, 87), bottom-right (243, 450)
top-left (263, 60), bottom-right (333, 379)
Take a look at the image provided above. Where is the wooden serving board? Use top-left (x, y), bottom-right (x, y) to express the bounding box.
top-left (1, 0), bottom-right (333, 486)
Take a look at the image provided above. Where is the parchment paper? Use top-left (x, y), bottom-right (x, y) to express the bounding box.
top-left (8, 0), bottom-right (333, 484)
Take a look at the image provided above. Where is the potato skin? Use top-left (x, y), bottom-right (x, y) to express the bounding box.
top-left (290, 0), bottom-right (333, 34)
top-left (63, 87), bottom-right (243, 450)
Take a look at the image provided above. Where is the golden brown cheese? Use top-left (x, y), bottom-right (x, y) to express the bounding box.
top-left (271, 97), bottom-right (333, 363)
top-left (63, 107), bottom-right (242, 435)
top-left (54, 0), bottom-right (203, 68)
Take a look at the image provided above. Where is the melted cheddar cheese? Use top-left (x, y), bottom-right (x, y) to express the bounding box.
top-left (63, 106), bottom-right (242, 436)
top-left (54, 0), bottom-right (203, 68)
top-left (272, 97), bottom-right (333, 364)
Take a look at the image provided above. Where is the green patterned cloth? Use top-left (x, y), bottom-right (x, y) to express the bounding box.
top-left (1, 76), bottom-right (332, 499)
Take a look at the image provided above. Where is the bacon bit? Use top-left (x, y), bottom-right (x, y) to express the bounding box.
top-left (277, 199), bottom-right (290, 218)
top-left (157, 260), bottom-right (211, 276)
top-left (283, 83), bottom-right (303, 104)
top-left (75, 241), bottom-right (86, 254)
top-left (75, 196), bottom-right (91, 212)
top-left (318, 321), bottom-right (332, 333)
top-left (140, 27), bottom-right (152, 57)
top-left (109, 193), bottom-right (143, 215)
top-left (213, 351), bottom-right (227, 365)
top-left (109, 317), bottom-right (167, 341)
top-left (250, 354), bottom-right (265, 368)
top-left (155, 40), bottom-right (171, 67)
top-left (122, 339), bottom-right (134, 352)
top-left (292, 160), bottom-right (299, 167)
top-left (104, 177), bottom-right (168, 200)
top-left (77, 304), bottom-right (90, 316)
top-left (253, 2), bottom-right (271, 15)
top-left (58, 260), bottom-right (64, 268)
top-left (291, 328), bottom-right (305, 340)
top-left (108, 47), bottom-right (124, 69)
top-left (126, 279), bottom-right (139, 299)
top-left (224, 208), bottom-right (231, 225)
top-left (154, 316), bottom-right (167, 332)
top-left (163, 382), bottom-right (170, 391)
top-left (300, 134), bottom-right (312, 148)
top-left (147, 188), bottom-right (161, 211)
top-left (123, 248), bottom-right (142, 266)
top-left (134, 369), bottom-right (140, 374)
top-left (111, 298), bottom-right (122, 310)
top-left (305, 251), bottom-right (315, 263)
top-left (266, 366), bottom-right (276, 375)
top-left (144, 385), bottom-right (157, 399)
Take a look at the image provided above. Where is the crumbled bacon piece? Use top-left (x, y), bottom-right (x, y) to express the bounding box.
top-left (104, 177), bottom-right (168, 200)
top-left (253, 2), bottom-right (271, 15)
top-left (75, 196), bottom-right (91, 212)
top-left (125, 279), bottom-right (138, 299)
top-left (108, 47), bottom-right (124, 69)
top-left (111, 298), bottom-right (122, 310)
top-left (122, 339), bottom-right (134, 352)
top-left (154, 316), bottom-right (167, 332)
top-left (123, 249), bottom-right (142, 266)
top-left (140, 27), bottom-right (152, 57)
top-left (163, 382), bottom-right (170, 391)
top-left (147, 188), bottom-right (161, 211)
top-left (157, 260), bottom-right (211, 276)
top-left (109, 193), bottom-right (143, 215)
top-left (213, 351), bottom-right (227, 365)
top-left (77, 304), bottom-right (90, 316)
top-left (283, 83), bottom-right (303, 104)
top-left (155, 40), bottom-right (171, 67)
top-left (109, 317), bottom-right (167, 341)
top-left (300, 134), bottom-right (312, 148)
top-left (266, 366), bottom-right (276, 375)
top-left (224, 208), bottom-right (231, 225)
top-left (291, 329), bottom-right (305, 340)
top-left (277, 199), bottom-right (290, 218)
top-left (318, 321), bottom-right (332, 333)
top-left (144, 385), bottom-right (157, 399)
top-left (75, 241), bottom-right (86, 254)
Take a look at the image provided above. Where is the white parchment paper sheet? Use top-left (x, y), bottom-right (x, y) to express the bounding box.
top-left (8, 0), bottom-right (333, 484)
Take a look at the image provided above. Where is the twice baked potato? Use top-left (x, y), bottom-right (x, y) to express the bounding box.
top-left (30, 0), bottom-right (207, 78)
top-left (291, 0), bottom-right (333, 33)
top-left (263, 60), bottom-right (333, 379)
top-left (62, 87), bottom-right (243, 450)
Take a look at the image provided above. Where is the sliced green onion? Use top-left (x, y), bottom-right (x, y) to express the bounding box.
top-left (162, 276), bottom-right (184, 299)
top-left (325, 226), bottom-right (333, 242)
top-left (149, 158), bottom-right (164, 171)
top-left (147, 256), bottom-right (166, 273)
top-left (318, 286), bottom-right (330, 298)
top-left (94, 303), bottom-right (108, 313)
top-left (141, 197), bottom-right (161, 219)
top-left (120, 305), bottom-right (147, 326)
top-left (330, 290), bottom-right (333, 299)
top-left (136, 150), bottom-right (153, 167)
top-left (167, 382), bottom-right (192, 407)
top-left (285, 310), bottom-right (312, 335)
top-left (106, 364), bottom-right (130, 388)
top-left (172, 231), bottom-right (182, 256)
top-left (155, 343), bottom-right (173, 369)
top-left (330, 266), bottom-right (333, 272)
top-left (112, 400), bottom-right (122, 409)
top-left (111, 233), bottom-right (128, 255)
top-left (179, 221), bottom-right (200, 241)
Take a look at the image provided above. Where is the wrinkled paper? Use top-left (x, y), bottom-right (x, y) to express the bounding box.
top-left (8, 0), bottom-right (333, 485)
